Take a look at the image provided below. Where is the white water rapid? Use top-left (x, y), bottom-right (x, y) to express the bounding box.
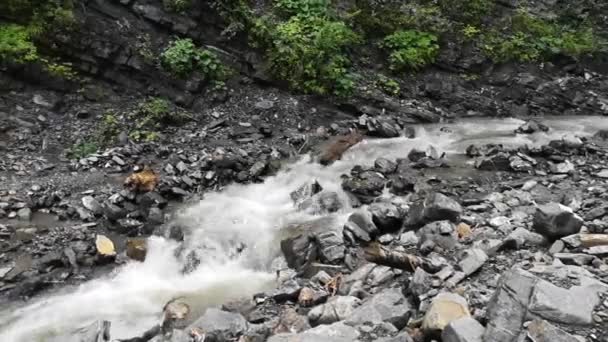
top-left (1, 116), bottom-right (608, 341)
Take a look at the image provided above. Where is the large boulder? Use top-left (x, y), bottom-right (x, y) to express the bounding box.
top-left (343, 210), bottom-right (379, 244)
top-left (308, 296), bottom-right (361, 325)
top-left (187, 308), bottom-right (248, 342)
top-left (406, 193), bottom-right (463, 228)
top-left (342, 171), bottom-right (387, 204)
top-left (315, 230), bottom-right (346, 264)
top-left (369, 202), bottom-right (405, 233)
top-left (346, 287), bottom-right (412, 329)
top-left (532, 202), bottom-right (584, 239)
top-left (475, 152), bottom-right (511, 171)
top-left (280, 233), bottom-right (317, 273)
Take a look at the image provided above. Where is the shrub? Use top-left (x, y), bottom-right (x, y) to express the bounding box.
top-left (376, 75), bottom-right (400, 96)
top-left (274, 0), bottom-right (330, 18)
top-left (163, 0), bottom-right (191, 13)
top-left (352, 2), bottom-right (448, 37)
top-left (68, 141), bottom-right (98, 159)
top-left (439, 0), bottom-right (494, 24)
top-left (97, 113), bottom-right (121, 146)
top-left (265, 16), bottom-right (360, 96)
top-left (135, 97), bottom-right (190, 129)
top-left (160, 38), bottom-right (226, 80)
top-left (0, 24), bottom-right (38, 63)
top-left (382, 30), bottom-right (439, 71)
top-left (483, 10), bottom-right (600, 62)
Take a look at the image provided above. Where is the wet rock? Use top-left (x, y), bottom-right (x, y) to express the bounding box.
top-left (475, 152), bottom-right (511, 171)
top-left (343, 210), bottom-right (379, 244)
top-left (553, 252), bottom-right (594, 265)
top-left (95, 235), bottom-right (116, 257)
top-left (280, 233), bottom-right (316, 273)
top-left (408, 148), bottom-right (427, 162)
top-left (441, 317), bottom-right (484, 342)
top-left (148, 207), bottom-right (164, 224)
top-left (509, 156), bottom-right (533, 172)
top-left (515, 120), bottom-right (549, 134)
top-left (346, 287), bottom-right (412, 329)
top-left (526, 319), bottom-right (579, 342)
top-left (71, 320), bottom-right (111, 342)
top-left (315, 230), bottom-right (345, 264)
top-left (274, 307), bottom-right (310, 334)
top-left (533, 202), bottom-right (584, 239)
top-left (271, 279), bottom-right (302, 302)
top-left (457, 248), bottom-right (488, 276)
top-left (249, 161), bottom-right (267, 177)
top-left (374, 158), bottom-right (397, 174)
top-left (369, 202), bottom-right (404, 233)
top-left (126, 238), bottom-right (147, 262)
top-left (308, 295), bottom-right (361, 325)
top-left (188, 308), bottom-right (248, 342)
top-left (342, 171), bottom-right (387, 204)
top-left (298, 191), bottom-right (342, 215)
top-left (406, 193), bottom-right (463, 228)
top-left (290, 181), bottom-right (323, 207)
top-left (422, 293), bottom-right (471, 335)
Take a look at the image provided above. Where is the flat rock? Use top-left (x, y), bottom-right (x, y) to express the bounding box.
top-left (187, 308), bottom-right (247, 341)
top-left (308, 296), bottom-right (361, 325)
top-left (422, 292), bottom-right (471, 334)
top-left (441, 317), bottom-right (484, 342)
top-left (526, 319), bottom-right (579, 342)
top-left (533, 202), bottom-right (583, 239)
top-left (346, 287), bottom-right (412, 329)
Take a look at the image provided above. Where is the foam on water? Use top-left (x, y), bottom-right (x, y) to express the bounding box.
top-left (1, 116), bottom-right (607, 341)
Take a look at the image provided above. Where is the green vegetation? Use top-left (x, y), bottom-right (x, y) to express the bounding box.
top-left (97, 113), bottom-right (121, 147)
top-left (382, 30), bottom-right (439, 71)
top-left (375, 75), bottom-right (400, 96)
top-left (274, 0), bottom-right (330, 18)
top-left (439, 0), bottom-right (494, 24)
top-left (68, 141), bottom-right (98, 159)
top-left (163, 0), bottom-right (191, 13)
top-left (351, 2), bottom-right (448, 37)
top-left (160, 38), bottom-right (227, 80)
top-left (483, 10), bottom-right (600, 62)
top-left (0, 24), bottom-right (38, 64)
top-left (266, 16), bottom-right (360, 96)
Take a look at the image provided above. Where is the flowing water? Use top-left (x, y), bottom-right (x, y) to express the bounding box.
top-left (1, 116), bottom-right (608, 341)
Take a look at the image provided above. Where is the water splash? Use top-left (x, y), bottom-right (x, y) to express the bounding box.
top-left (1, 116), bottom-right (607, 341)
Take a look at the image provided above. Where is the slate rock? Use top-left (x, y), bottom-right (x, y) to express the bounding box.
top-left (533, 202), bottom-right (584, 239)
top-left (441, 317), bottom-right (484, 342)
top-left (308, 295), bottom-right (361, 325)
top-left (346, 287), bottom-right (412, 329)
top-left (187, 308), bottom-right (247, 342)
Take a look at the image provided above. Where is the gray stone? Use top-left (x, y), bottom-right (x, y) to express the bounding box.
top-left (550, 160), bottom-right (574, 174)
top-left (515, 120), bottom-right (549, 134)
top-left (410, 268), bottom-right (432, 297)
top-left (17, 207), bottom-right (32, 221)
top-left (280, 233), bottom-right (316, 273)
top-left (299, 191), bottom-right (343, 215)
top-left (418, 220), bottom-right (459, 251)
top-left (249, 161), bottom-right (267, 177)
top-left (82, 196), bottom-right (102, 215)
top-left (369, 201), bottom-right (404, 233)
top-left (187, 308), bottom-right (247, 341)
top-left (70, 320), bottom-right (111, 342)
top-left (553, 253), bottom-right (594, 265)
top-left (343, 210), bottom-right (379, 244)
top-left (533, 202), bottom-right (584, 239)
top-left (399, 231), bottom-right (419, 246)
top-left (308, 296), bottom-right (361, 325)
top-left (484, 268), bottom-right (538, 342)
top-left (526, 319), bottom-right (579, 342)
top-left (374, 158), bottom-right (397, 174)
top-left (315, 230), bottom-right (345, 264)
top-left (505, 227), bottom-right (547, 249)
top-left (377, 333), bottom-right (414, 342)
top-left (457, 248), bottom-right (488, 276)
top-left (268, 322), bottom-right (359, 342)
top-left (342, 171), bottom-right (387, 204)
top-left (254, 100), bottom-right (275, 110)
top-left (407, 193), bottom-right (462, 227)
top-left (346, 287), bottom-right (412, 329)
top-left (422, 293), bottom-right (471, 334)
top-left (442, 317), bottom-right (484, 342)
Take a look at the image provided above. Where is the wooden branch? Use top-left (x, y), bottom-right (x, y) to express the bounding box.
top-left (363, 242), bottom-right (442, 274)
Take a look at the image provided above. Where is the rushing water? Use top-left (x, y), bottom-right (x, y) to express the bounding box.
top-left (1, 116), bottom-right (608, 341)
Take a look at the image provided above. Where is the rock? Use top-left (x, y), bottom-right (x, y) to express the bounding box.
top-left (268, 322), bottom-right (360, 342)
top-left (271, 279), bottom-right (301, 302)
top-left (509, 156), bottom-right (533, 172)
top-left (280, 233), bottom-right (316, 273)
top-left (374, 158), bottom-right (397, 174)
top-left (533, 202), bottom-right (584, 239)
top-left (422, 293), bottom-right (471, 335)
top-left (71, 320), bottom-right (111, 342)
top-left (476, 152), bottom-right (511, 171)
top-left (343, 210), bottom-right (379, 244)
top-left (596, 169), bottom-right (608, 178)
top-left (418, 221), bottom-right (459, 252)
top-left (308, 296), bottom-right (361, 325)
top-left (298, 191), bottom-right (342, 215)
top-left (274, 307), bottom-right (311, 334)
top-left (148, 207), bottom-right (164, 224)
top-left (408, 148), bottom-right (427, 162)
top-left (126, 238), bottom-right (147, 262)
top-left (346, 287), bottom-right (412, 329)
top-left (484, 269), bottom-right (537, 341)
top-left (526, 319), bottom-right (579, 342)
top-left (369, 202), bottom-right (404, 233)
top-left (406, 193), bottom-right (463, 228)
top-left (254, 100), bottom-right (274, 110)
top-left (82, 196), bottom-right (102, 215)
top-left (550, 160), bottom-right (574, 174)
top-left (290, 181), bottom-right (323, 207)
top-left (95, 235), bottom-right (116, 257)
top-left (315, 230), bottom-right (345, 264)
top-left (249, 161), bottom-right (267, 177)
top-left (457, 248), bottom-right (488, 276)
top-left (515, 120), bottom-right (549, 134)
top-left (441, 317), bottom-right (484, 342)
top-left (553, 253), bottom-right (594, 265)
top-left (505, 227), bottom-right (548, 249)
top-left (17, 207), bottom-right (32, 221)
top-left (342, 171), bottom-right (387, 204)
top-left (188, 308), bottom-right (247, 342)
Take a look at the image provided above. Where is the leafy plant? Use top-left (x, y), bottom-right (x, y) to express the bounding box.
top-left (375, 75), bottom-right (401, 96)
top-left (68, 141), bottom-right (98, 159)
top-left (483, 10), bottom-right (600, 63)
top-left (134, 97), bottom-right (191, 129)
top-left (382, 30), bottom-right (439, 71)
top-left (274, 0), bottom-right (330, 18)
top-left (160, 38), bottom-right (226, 80)
top-left (97, 113), bottom-right (121, 147)
top-left (0, 24), bottom-right (38, 63)
top-left (163, 0), bottom-right (191, 13)
top-left (439, 0), bottom-right (494, 24)
top-left (265, 16), bottom-right (360, 96)
top-left (462, 25), bottom-right (481, 40)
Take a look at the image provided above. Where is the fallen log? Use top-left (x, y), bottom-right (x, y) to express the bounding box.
top-left (579, 234), bottom-right (608, 248)
top-left (363, 242), bottom-right (442, 273)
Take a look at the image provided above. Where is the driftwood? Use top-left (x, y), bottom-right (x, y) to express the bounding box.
top-left (579, 234), bottom-right (608, 248)
top-left (363, 242), bottom-right (442, 274)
